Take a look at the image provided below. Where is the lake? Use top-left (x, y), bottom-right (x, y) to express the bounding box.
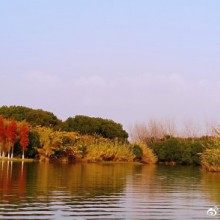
top-left (0, 161), bottom-right (220, 219)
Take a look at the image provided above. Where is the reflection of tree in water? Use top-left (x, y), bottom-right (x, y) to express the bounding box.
top-left (0, 161), bottom-right (26, 202)
top-left (0, 163), bottom-right (204, 204)
top-left (0, 162), bottom-right (137, 203)
top-left (155, 165), bottom-right (202, 188)
top-left (124, 165), bottom-right (204, 204)
top-left (35, 162), bottom-right (133, 197)
top-left (0, 163), bottom-right (215, 220)
top-left (201, 170), bottom-right (220, 204)
top-left (0, 162), bottom-right (136, 218)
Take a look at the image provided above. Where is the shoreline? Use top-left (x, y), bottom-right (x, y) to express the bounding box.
top-left (0, 157), bottom-right (35, 162)
top-left (0, 157), bottom-right (199, 167)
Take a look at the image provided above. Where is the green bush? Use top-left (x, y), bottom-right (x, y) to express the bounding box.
top-left (149, 137), bottom-right (208, 165)
top-left (131, 144), bottom-right (143, 160)
top-left (26, 131), bottom-right (41, 158)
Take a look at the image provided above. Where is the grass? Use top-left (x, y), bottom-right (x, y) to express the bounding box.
top-left (83, 143), bottom-right (136, 162)
top-left (34, 126), bottom-right (158, 164)
top-left (201, 148), bottom-right (220, 172)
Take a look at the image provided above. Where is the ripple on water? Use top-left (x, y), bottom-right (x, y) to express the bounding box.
top-left (0, 163), bottom-right (219, 219)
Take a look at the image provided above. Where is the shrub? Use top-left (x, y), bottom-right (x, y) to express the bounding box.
top-left (137, 142), bottom-right (158, 164)
top-left (149, 137), bottom-right (207, 165)
top-left (201, 148), bottom-right (220, 172)
top-left (131, 144), bottom-right (143, 160)
top-left (201, 131), bottom-right (220, 171)
top-left (84, 143), bottom-right (135, 162)
top-left (33, 127), bottom-right (134, 162)
top-left (26, 131), bottom-right (41, 158)
top-left (27, 126), bottom-right (157, 164)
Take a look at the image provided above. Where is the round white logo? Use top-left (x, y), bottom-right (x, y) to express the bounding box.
top-left (207, 208), bottom-right (218, 216)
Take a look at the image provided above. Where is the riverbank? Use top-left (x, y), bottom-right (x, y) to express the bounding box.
top-left (0, 157), bottom-right (35, 162)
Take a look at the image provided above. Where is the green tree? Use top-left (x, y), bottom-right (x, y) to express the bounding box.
top-left (149, 137), bottom-right (207, 165)
top-left (64, 115), bottom-right (128, 140)
top-left (0, 106), bottom-right (62, 129)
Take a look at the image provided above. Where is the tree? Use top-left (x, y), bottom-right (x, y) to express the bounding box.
top-left (130, 118), bottom-right (178, 144)
top-left (64, 115), bottom-right (128, 140)
top-left (130, 119), bottom-right (166, 144)
top-left (6, 120), bottom-right (17, 158)
top-left (19, 123), bottom-right (29, 159)
top-left (130, 124), bottom-right (148, 143)
top-left (0, 116), bottom-right (5, 157)
top-left (0, 106), bottom-right (62, 129)
top-left (26, 131), bottom-right (40, 158)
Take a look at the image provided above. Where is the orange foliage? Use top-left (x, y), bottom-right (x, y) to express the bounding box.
top-left (19, 123), bottom-right (29, 152)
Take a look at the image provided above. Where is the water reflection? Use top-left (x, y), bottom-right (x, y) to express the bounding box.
top-left (201, 170), bottom-right (220, 204)
top-left (35, 162), bottom-right (130, 196)
top-left (0, 161), bottom-right (26, 201)
top-left (0, 162), bottom-right (219, 219)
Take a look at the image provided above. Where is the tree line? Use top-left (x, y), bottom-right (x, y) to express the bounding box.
top-left (0, 106), bottom-right (158, 164)
top-left (1, 105), bottom-right (220, 171)
top-left (130, 118), bottom-right (220, 170)
top-left (0, 106), bottom-right (128, 140)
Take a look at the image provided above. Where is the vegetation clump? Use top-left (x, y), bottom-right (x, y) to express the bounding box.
top-left (201, 148), bottom-right (220, 172)
top-left (64, 115), bottom-right (128, 140)
top-left (138, 142), bottom-right (158, 164)
top-left (0, 108), bottom-right (157, 165)
top-left (0, 116), bottom-right (29, 159)
top-left (149, 137), bottom-right (211, 165)
top-left (6, 105), bottom-right (219, 167)
top-left (0, 105), bottom-right (62, 129)
top-left (34, 126), bottom-right (157, 164)
top-left (201, 129), bottom-right (220, 172)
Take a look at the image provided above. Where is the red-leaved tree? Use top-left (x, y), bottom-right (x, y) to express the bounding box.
top-left (0, 116), bottom-right (4, 157)
top-left (19, 123), bottom-right (29, 159)
top-left (6, 120), bottom-right (17, 158)
top-left (0, 116), bottom-right (6, 157)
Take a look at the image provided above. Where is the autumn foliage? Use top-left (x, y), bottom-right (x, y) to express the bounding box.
top-left (6, 120), bottom-right (17, 144)
top-left (0, 116), bottom-right (29, 158)
top-left (19, 123), bottom-right (29, 153)
top-left (0, 117), bottom-right (5, 145)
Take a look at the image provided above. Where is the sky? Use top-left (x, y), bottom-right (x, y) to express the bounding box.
top-left (1, 0), bottom-right (220, 132)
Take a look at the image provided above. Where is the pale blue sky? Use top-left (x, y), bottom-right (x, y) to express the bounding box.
top-left (1, 1), bottom-right (220, 131)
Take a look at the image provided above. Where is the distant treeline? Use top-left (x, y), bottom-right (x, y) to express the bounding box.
top-left (0, 106), bottom-right (128, 140)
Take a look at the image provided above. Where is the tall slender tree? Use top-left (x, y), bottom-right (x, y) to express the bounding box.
top-left (6, 120), bottom-right (17, 158)
top-left (0, 116), bottom-right (5, 157)
top-left (19, 123), bottom-right (29, 159)
top-left (4, 123), bottom-right (10, 158)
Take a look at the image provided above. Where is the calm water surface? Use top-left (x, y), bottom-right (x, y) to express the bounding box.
top-left (0, 161), bottom-right (220, 219)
